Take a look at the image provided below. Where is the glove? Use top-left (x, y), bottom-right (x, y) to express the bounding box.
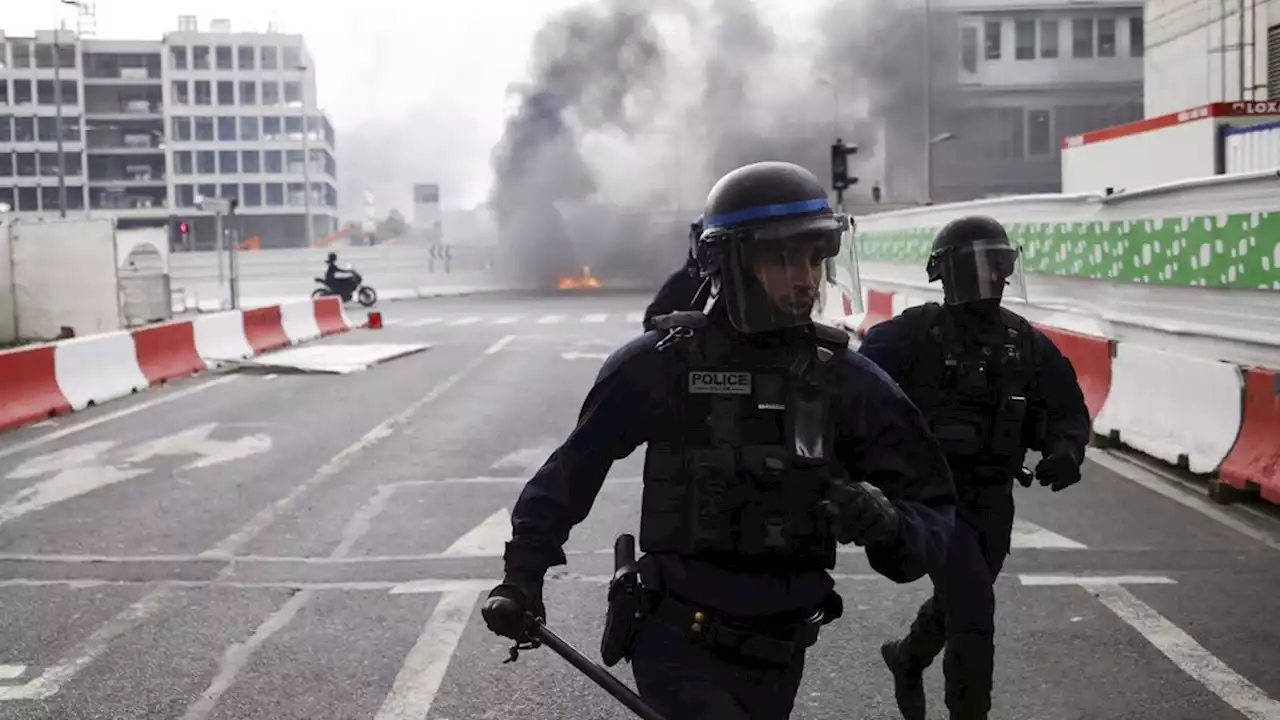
top-left (820, 479), bottom-right (901, 547)
top-left (481, 573), bottom-right (546, 642)
top-left (1016, 467), bottom-right (1035, 488)
top-left (1035, 452), bottom-right (1081, 492)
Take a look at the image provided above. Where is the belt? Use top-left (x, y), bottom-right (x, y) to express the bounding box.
top-left (645, 592), bottom-right (825, 667)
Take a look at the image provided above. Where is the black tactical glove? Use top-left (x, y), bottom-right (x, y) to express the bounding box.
top-left (1035, 451), bottom-right (1081, 492)
top-left (481, 573), bottom-right (546, 642)
top-left (821, 479), bottom-right (902, 547)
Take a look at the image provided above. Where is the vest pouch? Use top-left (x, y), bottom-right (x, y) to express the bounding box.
top-left (952, 359), bottom-right (989, 397)
top-left (688, 447), bottom-right (737, 554)
top-left (931, 413), bottom-right (986, 456)
top-left (640, 442), bottom-right (690, 553)
top-left (991, 394), bottom-right (1027, 455)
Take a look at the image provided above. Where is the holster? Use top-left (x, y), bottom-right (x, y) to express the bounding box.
top-left (600, 554), bottom-right (646, 667)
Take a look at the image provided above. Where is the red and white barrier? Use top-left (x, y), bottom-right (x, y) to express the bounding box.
top-left (133, 319), bottom-right (207, 386)
top-left (54, 331), bottom-right (150, 410)
top-left (858, 289), bottom-right (895, 337)
top-left (1219, 368), bottom-right (1280, 503)
top-left (241, 306), bottom-right (291, 355)
top-left (194, 311), bottom-right (255, 366)
top-left (0, 345), bottom-right (70, 431)
top-left (1034, 325), bottom-right (1113, 420)
top-left (280, 299), bottom-right (323, 344)
top-left (314, 297), bottom-right (351, 336)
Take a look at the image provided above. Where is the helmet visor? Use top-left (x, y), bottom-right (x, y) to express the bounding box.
top-left (929, 239), bottom-right (1024, 305)
top-left (721, 229), bottom-right (840, 334)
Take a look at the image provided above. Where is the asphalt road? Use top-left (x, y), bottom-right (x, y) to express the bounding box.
top-left (0, 290), bottom-right (1277, 720)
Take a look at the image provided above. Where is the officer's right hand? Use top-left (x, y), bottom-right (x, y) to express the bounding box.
top-left (820, 479), bottom-right (902, 547)
top-left (481, 575), bottom-right (545, 641)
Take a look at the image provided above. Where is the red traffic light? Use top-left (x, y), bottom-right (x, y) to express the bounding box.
top-left (179, 221), bottom-right (190, 234)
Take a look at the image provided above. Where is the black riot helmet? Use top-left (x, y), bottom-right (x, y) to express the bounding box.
top-left (327, 252), bottom-right (338, 264)
top-left (695, 161), bottom-right (850, 334)
top-left (926, 215), bottom-right (1022, 305)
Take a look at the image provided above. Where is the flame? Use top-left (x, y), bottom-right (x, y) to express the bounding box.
top-left (558, 266), bottom-right (602, 290)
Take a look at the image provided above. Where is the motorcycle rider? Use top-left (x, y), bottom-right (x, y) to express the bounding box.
top-left (323, 252), bottom-right (361, 300)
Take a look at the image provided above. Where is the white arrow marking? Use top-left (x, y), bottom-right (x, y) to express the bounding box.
top-left (5, 441), bottom-right (118, 480)
top-left (441, 508), bottom-right (511, 557)
top-left (561, 351), bottom-right (609, 361)
top-left (0, 466), bottom-right (149, 527)
top-left (120, 423), bottom-right (273, 471)
top-left (0, 665), bottom-right (26, 681)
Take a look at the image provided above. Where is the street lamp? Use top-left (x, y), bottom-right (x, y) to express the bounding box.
top-left (924, 131), bottom-right (956, 204)
top-left (53, 0), bottom-right (85, 219)
top-left (295, 63), bottom-right (314, 246)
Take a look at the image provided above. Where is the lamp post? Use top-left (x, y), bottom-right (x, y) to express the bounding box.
top-left (296, 63), bottom-right (314, 246)
top-left (53, 0), bottom-right (85, 218)
top-left (924, 131), bottom-right (956, 204)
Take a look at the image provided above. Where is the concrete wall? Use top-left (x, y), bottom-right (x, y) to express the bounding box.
top-left (0, 222), bottom-right (14, 343)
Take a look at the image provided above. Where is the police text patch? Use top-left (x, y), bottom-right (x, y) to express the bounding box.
top-left (688, 371), bottom-right (752, 395)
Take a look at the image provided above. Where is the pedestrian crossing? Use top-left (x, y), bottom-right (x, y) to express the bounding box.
top-left (382, 311), bottom-right (646, 328)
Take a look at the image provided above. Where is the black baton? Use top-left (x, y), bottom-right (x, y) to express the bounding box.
top-left (525, 617), bottom-right (668, 720)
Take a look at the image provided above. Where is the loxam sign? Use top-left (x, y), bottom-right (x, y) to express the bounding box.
top-left (1229, 101), bottom-right (1280, 115)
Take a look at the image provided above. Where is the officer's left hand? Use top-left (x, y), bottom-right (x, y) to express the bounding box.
top-left (821, 480), bottom-right (902, 547)
top-left (1035, 452), bottom-right (1081, 492)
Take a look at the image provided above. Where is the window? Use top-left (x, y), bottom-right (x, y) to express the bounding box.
top-left (37, 117), bottom-right (57, 142)
top-left (172, 80), bottom-right (189, 105)
top-left (984, 21), bottom-right (1002, 59)
top-left (1098, 18), bottom-right (1116, 57)
top-left (262, 82), bottom-right (280, 106)
top-left (242, 150), bottom-right (261, 173)
top-left (197, 150), bottom-right (216, 174)
top-left (37, 80), bottom-right (55, 105)
top-left (18, 187), bottom-right (38, 211)
top-left (284, 81), bottom-right (302, 105)
top-left (177, 184), bottom-right (195, 208)
top-left (57, 45), bottom-right (75, 69)
top-left (263, 117), bottom-right (282, 140)
top-left (287, 149), bottom-right (305, 173)
top-left (243, 183), bottom-right (262, 206)
top-left (220, 183), bottom-right (240, 203)
top-left (194, 80), bottom-right (212, 106)
top-left (197, 184), bottom-right (216, 201)
top-left (0, 117), bottom-right (10, 142)
top-left (35, 44), bottom-right (54, 69)
top-left (0, 82), bottom-right (7, 105)
top-left (217, 81), bottom-right (235, 106)
top-left (1015, 21), bottom-right (1035, 60)
top-left (174, 151), bottom-right (193, 175)
top-left (172, 116), bottom-right (192, 141)
top-left (1027, 109), bottom-right (1052, 155)
top-left (16, 152), bottom-right (37, 176)
top-left (217, 116), bottom-right (236, 141)
top-left (1130, 16), bottom-right (1144, 57)
top-left (283, 46), bottom-right (302, 69)
top-left (0, 153), bottom-right (11, 176)
top-left (288, 182), bottom-right (306, 205)
top-left (60, 81), bottom-right (78, 106)
top-left (238, 45), bottom-right (255, 70)
top-left (285, 116), bottom-right (303, 138)
top-left (216, 46), bottom-right (233, 70)
top-left (239, 81), bottom-right (257, 105)
top-left (961, 27), bottom-right (978, 73)
top-left (1073, 18), bottom-right (1094, 58)
top-left (170, 45), bottom-right (187, 70)
top-left (12, 43), bottom-right (31, 69)
top-left (219, 150), bottom-right (238, 174)
top-left (14, 117), bottom-right (34, 142)
top-left (1041, 20), bottom-right (1060, 58)
top-left (240, 116), bottom-right (260, 141)
top-left (193, 46), bottom-right (210, 70)
top-left (262, 46), bottom-right (278, 70)
top-left (265, 182), bottom-right (283, 205)
top-left (60, 117), bottom-right (79, 142)
top-left (194, 117), bottom-right (214, 141)
top-left (13, 80), bottom-right (32, 106)
top-left (265, 150), bottom-right (283, 173)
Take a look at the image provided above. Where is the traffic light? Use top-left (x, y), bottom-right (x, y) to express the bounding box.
top-left (830, 137), bottom-right (859, 191)
top-left (168, 216), bottom-right (194, 249)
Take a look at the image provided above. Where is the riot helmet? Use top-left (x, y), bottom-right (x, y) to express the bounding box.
top-left (926, 215), bottom-right (1026, 305)
top-left (327, 252), bottom-right (338, 264)
top-left (696, 161), bottom-right (850, 334)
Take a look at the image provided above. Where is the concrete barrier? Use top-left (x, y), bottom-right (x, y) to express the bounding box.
top-left (1035, 325), bottom-right (1114, 420)
top-left (0, 345), bottom-right (70, 431)
top-left (242, 306), bottom-right (291, 354)
top-left (193, 311), bottom-right (254, 365)
top-left (857, 290), bottom-right (895, 337)
top-left (132, 319), bottom-right (207, 385)
top-left (313, 297), bottom-right (351, 337)
top-left (53, 331), bottom-right (150, 410)
top-left (280, 299), bottom-right (322, 344)
top-left (1219, 368), bottom-right (1280, 502)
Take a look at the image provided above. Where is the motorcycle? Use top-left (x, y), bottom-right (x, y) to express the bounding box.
top-left (313, 272), bottom-right (378, 307)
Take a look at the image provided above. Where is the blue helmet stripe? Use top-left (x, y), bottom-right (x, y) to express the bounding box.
top-left (703, 198), bottom-right (831, 230)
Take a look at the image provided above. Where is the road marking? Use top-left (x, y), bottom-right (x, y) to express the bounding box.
top-left (203, 347), bottom-right (495, 559)
top-left (1018, 574), bottom-right (1176, 586)
top-left (180, 589), bottom-right (313, 720)
top-left (0, 665), bottom-right (26, 681)
top-left (626, 312), bottom-right (643, 323)
top-left (332, 484), bottom-right (400, 558)
top-left (1088, 449), bottom-right (1280, 553)
top-left (561, 351), bottom-right (609, 361)
top-left (1092, 583), bottom-right (1280, 720)
top-left (485, 334), bottom-right (516, 354)
top-left (374, 590), bottom-right (481, 720)
top-left (446, 316), bottom-right (480, 326)
top-left (442, 508), bottom-right (511, 557)
top-left (582, 313), bottom-right (608, 323)
top-left (407, 318), bottom-right (443, 327)
top-left (1011, 518), bottom-right (1088, 549)
top-left (388, 579), bottom-right (499, 595)
top-left (536, 314), bottom-right (564, 324)
top-left (0, 588), bottom-right (174, 701)
top-left (492, 316), bottom-right (520, 325)
top-left (490, 443), bottom-right (556, 472)
top-left (121, 422), bottom-right (272, 471)
top-left (0, 375), bottom-right (241, 462)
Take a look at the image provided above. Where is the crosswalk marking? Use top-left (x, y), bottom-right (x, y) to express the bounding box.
top-left (536, 314), bottom-right (564, 324)
top-left (445, 317), bottom-right (480, 326)
top-left (582, 313), bottom-right (608, 323)
top-left (492, 316), bottom-right (520, 325)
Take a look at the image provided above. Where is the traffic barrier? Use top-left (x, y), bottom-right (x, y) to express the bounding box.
top-left (1035, 325), bottom-right (1113, 420)
top-left (0, 344), bottom-right (70, 431)
top-left (193, 310), bottom-right (254, 366)
top-left (1093, 344), bottom-right (1244, 475)
top-left (1219, 368), bottom-right (1280, 503)
top-left (280, 299), bottom-right (322, 344)
top-left (132, 319), bottom-right (206, 386)
top-left (53, 331), bottom-right (150, 410)
top-left (242, 306), bottom-right (291, 354)
top-left (857, 290), bottom-right (895, 336)
top-left (314, 297), bottom-right (350, 336)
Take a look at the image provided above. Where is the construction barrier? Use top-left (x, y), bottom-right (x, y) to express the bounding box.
top-left (858, 290), bottom-right (896, 337)
top-left (193, 311), bottom-right (255, 366)
top-left (133, 319), bottom-right (207, 386)
top-left (1218, 368), bottom-right (1280, 503)
top-left (280, 299), bottom-right (323, 344)
top-left (1035, 325), bottom-right (1113, 420)
top-left (314, 297), bottom-right (351, 336)
top-left (53, 331), bottom-right (150, 410)
top-left (0, 344), bottom-right (70, 431)
top-left (242, 306), bottom-right (291, 354)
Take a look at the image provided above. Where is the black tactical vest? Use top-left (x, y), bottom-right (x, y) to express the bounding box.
top-left (640, 314), bottom-right (849, 572)
top-left (901, 304), bottom-right (1039, 482)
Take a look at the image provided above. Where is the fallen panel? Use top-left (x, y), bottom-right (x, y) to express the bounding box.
top-left (228, 343), bottom-right (433, 374)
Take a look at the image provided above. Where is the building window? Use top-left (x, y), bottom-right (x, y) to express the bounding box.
top-left (284, 81), bottom-right (302, 106)
top-left (0, 82), bottom-right (7, 106)
top-left (240, 116), bottom-right (260, 140)
top-left (194, 80), bottom-right (212, 106)
top-left (12, 80), bottom-right (32, 106)
top-left (1098, 18), bottom-right (1116, 57)
top-left (170, 45), bottom-right (188, 70)
top-left (197, 184), bottom-right (217, 201)
top-left (219, 151), bottom-right (238, 174)
top-left (34, 44), bottom-right (55, 69)
top-left (172, 116), bottom-right (192, 141)
top-left (984, 20), bottom-right (1002, 59)
top-left (217, 81), bottom-right (235, 106)
top-left (37, 80), bottom-right (55, 105)
top-left (265, 150), bottom-right (283, 173)
top-left (60, 117), bottom-right (79, 142)
top-left (262, 46), bottom-right (278, 70)
top-left (16, 152), bottom-right (36, 176)
top-left (172, 80), bottom-right (189, 105)
top-left (961, 27), bottom-right (978, 72)
top-left (217, 116), bottom-right (236, 141)
top-left (177, 184), bottom-right (195, 208)
top-left (220, 184), bottom-right (240, 203)
top-left (216, 46), bottom-right (233, 70)
top-left (17, 187), bottom-right (38, 211)
top-left (265, 182), bottom-right (283, 205)
top-left (60, 81), bottom-right (78, 106)
top-left (14, 117), bottom-right (34, 142)
top-left (283, 46), bottom-right (302, 69)
top-left (174, 151), bottom-right (193, 175)
top-left (286, 149), bottom-right (305, 174)
top-left (262, 82), bottom-right (280, 106)
top-left (193, 46), bottom-right (210, 70)
top-left (1027, 109), bottom-right (1052, 155)
top-left (243, 183), bottom-right (262, 206)
top-left (12, 42), bottom-right (32, 69)
top-left (285, 116), bottom-right (304, 138)
top-left (263, 117), bottom-right (282, 140)
top-left (197, 150), bottom-right (216, 174)
top-left (0, 153), bottom-right (12, 176)
top-left (1130, 16), bottom-right (1144, 57)
top-left (238, 45), bottom-right (255, 70)
top-left (0, 117), bottom-right (10, 143)
top-left (37, 118), bottom-right (57, 142)
top-left (239, 81), bottom-right (257, 105)
top-left (194, 117), bottom-right (214, 141)
top-left (1041, 20), bottom-right (1060, 58)
top-left (242, 150), bottom-right (261, 173)
top-left (1015, 21), bottom-right (1036, 60)
top-left (1073, 18), bottom-right (1094, 58)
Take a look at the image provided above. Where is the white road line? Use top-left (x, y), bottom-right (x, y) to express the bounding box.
top-left (1011, 518), bottom-right (1088, 549)
top-left (373, 590), bottom-right (481, 720)
top-left (441, 508), bottom-right (511, 557)
top-left (1017, 574), bottom-right (1176, 586)
top-left (0, 665), bottom-right (26, 681)
top-left (1088, 449), bottom-right (1280, 553)
top-left (536, 314), bottom-right (564, 324)
top-left (1093, 583), bottom-right (1280, 720)
top-left (626, 312), bottom-right (643, 323)
top-left (0, 375), bottom-right (241, 462)
top-left (406, 318), bottom-right (443, 327)
top-left (582, 313), bottom-right (608, 323)
top-left (388, 579), bottom-right (499, 595)
top-left (202, 348), bottom-right (495, 559)
top-left (180, 589), bottom-right (313, 720)
top-left (484, 335), bottom-right (516, 355)
top-left (491, 316), bottom-right (520, 325)
top-left (446, 316), bottom-right (481, 326)
top-left (0, 588), bottom-right (174, 701)
top-left (332, 484), bottom-right (399, 558)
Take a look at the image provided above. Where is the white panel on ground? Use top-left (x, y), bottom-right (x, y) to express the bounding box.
top-left (561, 351), bottom-right (609, 361)
top-left (441, 508), bottom-right (511, 557)
top-left (231, 343), bottom-right (431, 374)
top-left (1093, 344), bottom-right (1244, 474)
top-left (406, 318), bottom-right (442, 327)
top-left (373, 590), bottom-right (480, 720)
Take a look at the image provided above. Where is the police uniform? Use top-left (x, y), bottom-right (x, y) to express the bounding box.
top-left (643, 216), bottom-right (707, 332)
top-left (858, 215), bottom-right (1091, 720)
top-left (482, 162), bottom-right (957, 720)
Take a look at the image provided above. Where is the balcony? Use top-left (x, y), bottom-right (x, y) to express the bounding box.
top-left (83, 55), bottom-right (164, 84)
top-left (85, 100), bottom-right (165, 120)
top-left (89, 186), bottom-right (169, 214)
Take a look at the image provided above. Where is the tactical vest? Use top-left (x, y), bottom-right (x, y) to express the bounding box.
top-left (901, 304), bottom-right (1039, 482)
top-left (640, 313), bottom-right (849, 572)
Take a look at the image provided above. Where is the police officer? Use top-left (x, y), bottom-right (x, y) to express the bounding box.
top-left (858, 215), bottom-right (1091, 720)
top-left (481, 161), bottom-right (957, 719)
top-left (642, 215), bottom-right (707, 331)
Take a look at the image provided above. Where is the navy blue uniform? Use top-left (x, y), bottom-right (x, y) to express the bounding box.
top-left (642, 256), bottom-right (703, 331)
top-left (505, 315), bottom-right (956, 718)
